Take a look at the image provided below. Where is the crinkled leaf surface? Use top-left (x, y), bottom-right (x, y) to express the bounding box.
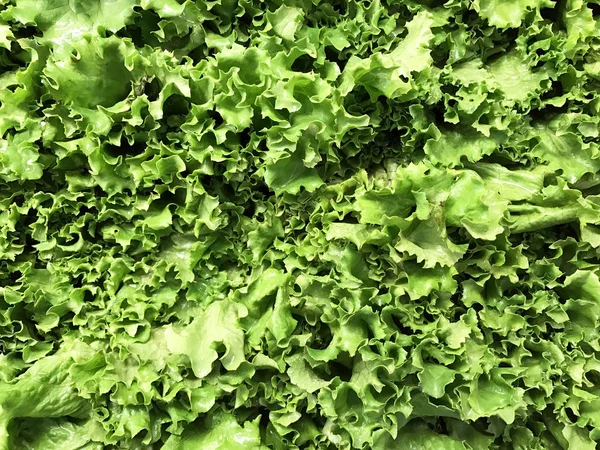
top-left (0, 0), bottom-right (599, 448)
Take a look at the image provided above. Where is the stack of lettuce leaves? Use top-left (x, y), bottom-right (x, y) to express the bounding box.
top-left (0, 0), bottom-right (599, 448)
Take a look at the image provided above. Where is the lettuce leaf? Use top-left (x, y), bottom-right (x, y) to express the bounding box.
top-left (0, 0), bottom-right (599, 448)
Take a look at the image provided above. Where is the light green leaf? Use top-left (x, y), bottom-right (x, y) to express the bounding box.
top-left (162, 410), bottom-right (263, 450)
top-left (9, 0), bottom-right (137, 41)
top-left (286, 353), bottom-right (330, 393)
top-left (424, 129), bottom-right (496, 167)
top-left (43, 36), bottom-right (133, 108)
top-left (419, 363), bottom-right (456, 399)
top-left (532, 131), bottom-right (600, 183)
top-left (265, 151), bottom-right (323, 195)
top-left (165, 300), bottom-right (248, 378)
top-left (267, 6), bottom-right (304, 41)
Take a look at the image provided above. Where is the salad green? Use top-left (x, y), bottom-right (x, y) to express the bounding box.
top-left (0, 0), bottom-right (599, 448)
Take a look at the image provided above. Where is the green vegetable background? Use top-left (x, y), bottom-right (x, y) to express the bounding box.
top-left (0, 0), bottom-right (599, 448)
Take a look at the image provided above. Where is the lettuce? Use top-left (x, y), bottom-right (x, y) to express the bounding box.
top-left (0, 0), bottom-right (599, 448)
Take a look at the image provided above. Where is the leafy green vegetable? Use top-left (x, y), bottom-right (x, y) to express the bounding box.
top-left (0, 0), bottom-right (599, 448)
